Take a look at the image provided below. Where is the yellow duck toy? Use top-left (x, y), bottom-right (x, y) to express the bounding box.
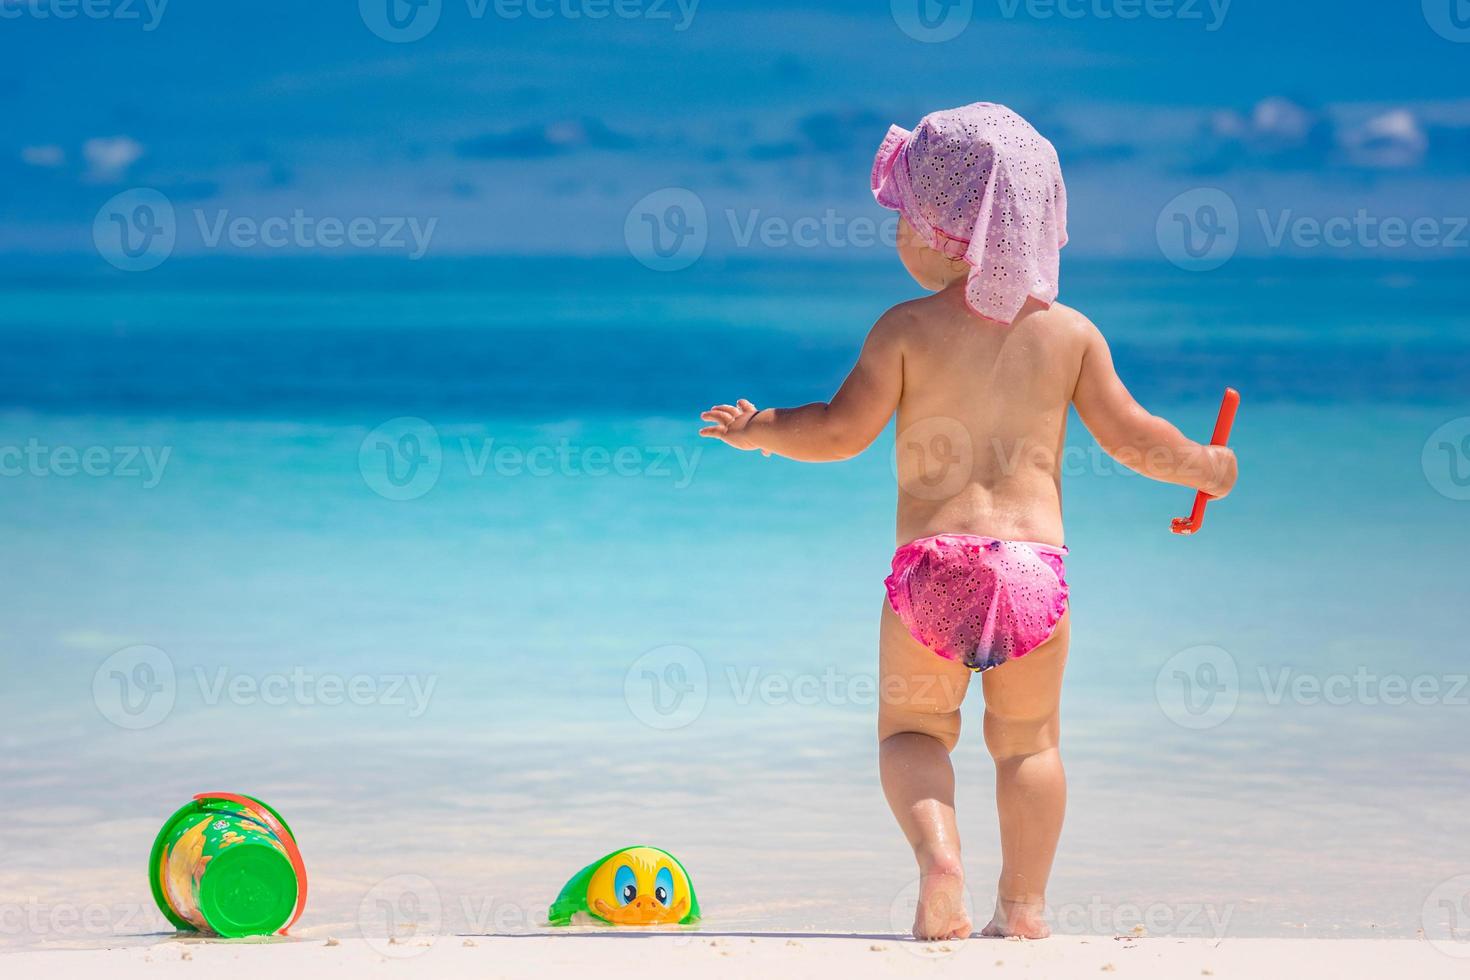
top-left (548, 846), bottom-right (699, 926)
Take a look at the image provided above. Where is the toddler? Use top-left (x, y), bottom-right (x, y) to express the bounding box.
top-left (699, 103), bottom-right (1237, 940)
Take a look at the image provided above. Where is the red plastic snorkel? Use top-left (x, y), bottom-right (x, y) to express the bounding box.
top-left (1170, 387), bottom-right (1240, 536)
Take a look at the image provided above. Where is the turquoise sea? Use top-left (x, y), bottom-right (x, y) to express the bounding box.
top-left (1, 256), bottom-right (1467, 948)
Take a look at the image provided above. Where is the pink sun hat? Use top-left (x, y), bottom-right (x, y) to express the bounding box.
top-left (871, 103), bottom-right (1068, 324)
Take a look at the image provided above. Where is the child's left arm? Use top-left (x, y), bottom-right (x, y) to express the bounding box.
top-left (699, 311), bottom-right (904, 462)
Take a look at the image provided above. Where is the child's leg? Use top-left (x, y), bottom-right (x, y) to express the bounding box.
top-left (877, 603), bottom-right (974, 940)
top-left (978, 611), bottom-right (1070, 939)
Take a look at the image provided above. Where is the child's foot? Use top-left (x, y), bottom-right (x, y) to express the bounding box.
top-left (980, 896), bottom-right (1051, 939)
top-left (912, 857), bottom-right (972, 941)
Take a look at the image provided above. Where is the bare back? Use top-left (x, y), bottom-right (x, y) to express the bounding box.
top-left (892, 289), bottom-right (1089, 548)
top-left (698, 275), bottom-right (1228, 544)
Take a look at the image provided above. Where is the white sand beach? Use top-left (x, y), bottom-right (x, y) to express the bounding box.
top-left (6, 935), bottom-right (1466, 979)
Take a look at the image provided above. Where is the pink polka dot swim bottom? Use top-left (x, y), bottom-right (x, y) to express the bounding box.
top-left (884, 533), bottom-right (1069, 672)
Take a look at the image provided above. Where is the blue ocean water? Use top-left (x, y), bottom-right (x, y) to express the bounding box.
top-left (1, 256), bottom-right (1468, 947)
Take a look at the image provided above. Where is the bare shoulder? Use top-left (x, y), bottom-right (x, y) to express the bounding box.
top-left (1026, 302), bottom-right (1102, 399)
top-left (1030, 301), bottom-right (1100, 347)
top-left (866, 294), bottom-right (937, 350)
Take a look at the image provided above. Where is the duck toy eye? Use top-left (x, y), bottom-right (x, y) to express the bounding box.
top-left (654, 867), bottom-right (673, 906)
top-left (614, 865), bottom-right (637, 906)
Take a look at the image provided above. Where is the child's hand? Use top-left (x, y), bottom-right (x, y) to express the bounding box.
top-left (1202, 445), bottom-right (1238, 499)
top-left (699, 399), bottom-right (770, 455)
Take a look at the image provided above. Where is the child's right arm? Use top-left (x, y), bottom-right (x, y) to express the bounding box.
top-left (1072, 319), bottom-right (1237, 497)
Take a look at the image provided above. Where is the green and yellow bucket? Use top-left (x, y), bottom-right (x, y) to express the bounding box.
top-left (149, 793), bottom-right (308, 938)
